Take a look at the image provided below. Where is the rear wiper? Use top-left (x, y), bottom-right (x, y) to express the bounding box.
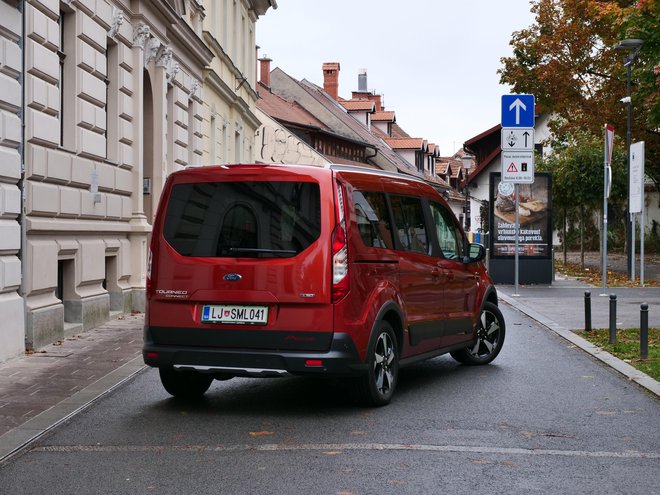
top-left (228, 247), bottom-right (297, 255)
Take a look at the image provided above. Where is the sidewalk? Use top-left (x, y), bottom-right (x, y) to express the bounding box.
top-left (1, 275), bottom-right (658, 462)
top-left (0, 314), bottom-right (145, 461)
top-left (497, 276), bottom-right (660, 399)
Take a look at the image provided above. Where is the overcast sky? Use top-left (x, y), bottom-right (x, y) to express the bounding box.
top-left (256, 0), bottom-right (536, 157)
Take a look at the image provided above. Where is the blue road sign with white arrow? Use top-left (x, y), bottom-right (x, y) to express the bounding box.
top-left (501, 94), bottom-right (535, 127)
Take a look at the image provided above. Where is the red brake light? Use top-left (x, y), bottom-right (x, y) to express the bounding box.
top-left (332, 181), bottom-right (349, 303)
top-left (146, 247), bottom-right (152, 293)
top-left (332, 223), bottom-right (346, 253)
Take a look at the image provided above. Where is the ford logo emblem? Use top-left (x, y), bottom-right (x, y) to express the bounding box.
top-left (224, 273), bottom-right (242, 282)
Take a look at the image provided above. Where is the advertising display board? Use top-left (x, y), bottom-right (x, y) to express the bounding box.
top-left (489, 172), bottom-right (552, 258)
top-left (488, 172), bottom-right (553, 284)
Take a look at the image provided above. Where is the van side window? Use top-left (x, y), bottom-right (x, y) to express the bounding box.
top-left (390, 195), bottom-right (429, 254)
top-left (353, 191), bottom-right (394, 249)
top-left (430, 202), bottom-right (465, 260)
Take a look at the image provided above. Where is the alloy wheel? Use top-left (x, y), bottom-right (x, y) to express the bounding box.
top-left (373, 331), bottom-right (395, 396)
top-left (469, 308), bottom-right (501, 359)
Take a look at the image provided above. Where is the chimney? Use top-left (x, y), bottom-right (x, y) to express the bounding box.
top-left (369, 94), bottom-right (382, 112)
top-left (358, 69), bottom-right (367, 92)
top-left (322, 62), bottom-right (340, 100)
top-left (259, 56), bottom-right (272, 88)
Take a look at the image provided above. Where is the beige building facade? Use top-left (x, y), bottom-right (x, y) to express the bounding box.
top-left (0, 0), bottom-right (23, 361)
top-left (0, 0), bottom-right (276, 362)
top-left (201, 0), bottom-right (276, 165)
top-left (21, 0), bottom-right (214, 356)
top-left (0, 0), bottom-right (282, 362)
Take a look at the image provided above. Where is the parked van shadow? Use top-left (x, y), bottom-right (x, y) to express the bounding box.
top-left (146, 356), bottom-right (506, 417)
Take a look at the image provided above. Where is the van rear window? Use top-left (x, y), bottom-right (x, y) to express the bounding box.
top-left (163, 181), bottom-right (321, 258)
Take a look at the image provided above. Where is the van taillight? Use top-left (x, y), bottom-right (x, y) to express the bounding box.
top-left (146, 247), bottom-right (152, 293)
top-left (332, 182), bottom-right (349, 303)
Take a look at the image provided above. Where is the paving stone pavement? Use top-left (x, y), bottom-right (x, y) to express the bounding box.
top-left (0, 314), bottom-right (144, 441)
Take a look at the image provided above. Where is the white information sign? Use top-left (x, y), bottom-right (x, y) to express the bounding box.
top-left (630, 141), bottom-right (645, 213)
top-left (501, 127), bottom-right (534, 151)
top-left (501, 150), bottom-right (534, 183)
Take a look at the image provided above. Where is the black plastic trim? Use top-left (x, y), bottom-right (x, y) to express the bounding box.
top-left (143, 328), bottom-right (365, 377)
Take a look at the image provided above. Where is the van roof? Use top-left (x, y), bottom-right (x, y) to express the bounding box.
top-left (181, 163), bottom-right (429, 186)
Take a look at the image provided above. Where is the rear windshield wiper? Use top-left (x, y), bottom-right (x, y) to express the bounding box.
top-left (227, 247), bottom-right (297, 255)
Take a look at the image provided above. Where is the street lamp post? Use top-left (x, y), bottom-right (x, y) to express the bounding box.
top-left (461, 154), bottom-right (473, 233)
top-left (614, 38), bottom-right (643, 280)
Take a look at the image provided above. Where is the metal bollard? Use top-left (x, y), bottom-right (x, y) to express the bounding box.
top-left (640, 303), bottom-right (649, 360)
top-left (584, 291), bottom-right (592, 332)
top-left (609, 294), bottom-right (617, 344)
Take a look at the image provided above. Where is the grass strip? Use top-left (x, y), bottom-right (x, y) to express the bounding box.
top-left (574, 328), bottom-right (659, 381)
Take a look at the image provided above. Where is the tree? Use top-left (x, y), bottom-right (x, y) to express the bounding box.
top-left (499, 0), bottom-right (659, 187)
top-left (623, 0), bottom-right (660, 133)
top-left (537, 130), bottom-right (628, 263)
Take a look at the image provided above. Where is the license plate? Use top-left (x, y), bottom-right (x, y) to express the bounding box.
top-left (201, 305), bottom-right (269, 325)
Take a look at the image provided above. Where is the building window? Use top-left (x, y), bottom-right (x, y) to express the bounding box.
top-left (210, 113), bottom-right (217, 164)
top-left (59, 7), bottom-right (76, 149)
top-left (58, 12), bottom-right (65, 146)
top-left (223, 0), bottom-right (228, 47)
top-left (222, 120), bottom-right (228, 164)
top-left (234, 130), bottom-right (242, 162)
top-left (233, 0), bottom-right (238, 60)
top-left (249, 28), bottom-right (254, 84)
top-left (535, 143), bottom-right (543, 158)
top-left (415, 151), bottom-right (424, 172)
top-left (210, 0), bottom-right (217, 36)
top-left (188, 98), bottom-right (195, 166)
top-left (241, 15), bottom-right (246, 74)
top-left (106, 39), bottom-right (119, 162)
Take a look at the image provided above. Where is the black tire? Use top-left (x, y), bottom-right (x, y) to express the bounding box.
top-left (159, 368), bottom-right (214, 399)
top-left (451, 301), bottom-right (505, 365)
top-left (352, 321), bottom-right (399, 406)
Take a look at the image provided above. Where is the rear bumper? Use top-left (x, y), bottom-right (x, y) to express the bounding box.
top-left (143, 327), bottom-right (366, 377)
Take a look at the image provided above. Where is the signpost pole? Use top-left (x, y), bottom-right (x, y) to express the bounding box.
top-left (602, 125), bottom-right (609, 293)
top-left (631, 212), bottom-right (636, 281)
top-left (602, 124), bottom-right (614, 295)
top-left (641, 203), bottom-right (645, 286)
top-left (514, 183), bottom-right (520, 295)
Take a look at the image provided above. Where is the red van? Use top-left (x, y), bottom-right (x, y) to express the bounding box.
top-left (143, 164), bottom-right (504, 405)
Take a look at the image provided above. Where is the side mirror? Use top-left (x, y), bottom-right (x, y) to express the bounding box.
top-left (463, 243), bottom-right (486, 264)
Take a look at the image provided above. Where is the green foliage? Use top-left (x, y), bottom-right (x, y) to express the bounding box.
top-left (538, 130), bottom-right (627, 207)
top-left (500, 0), bottom-right (660, 186)
top-left (538, 130), bottom-right (630, 249)
top-left (622, 0), bottom-right (660, 131)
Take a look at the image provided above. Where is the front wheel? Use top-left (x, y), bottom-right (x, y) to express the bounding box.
top-left (159, 368), bottom-right (214, 399)
top-left (352, 321), bottom-right (399, 406)
top-left (451, 301), bottom-right (505, 365)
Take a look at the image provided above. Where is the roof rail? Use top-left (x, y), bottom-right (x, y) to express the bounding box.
top-left (328, 163), bottom-right (428, 185)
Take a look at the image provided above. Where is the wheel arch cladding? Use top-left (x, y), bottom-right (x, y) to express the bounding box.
top-left (376, 302), bottom-right (404, 353)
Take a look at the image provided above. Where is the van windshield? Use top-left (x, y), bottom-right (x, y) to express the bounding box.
top-left (163, 181), bottom-right (321, 258)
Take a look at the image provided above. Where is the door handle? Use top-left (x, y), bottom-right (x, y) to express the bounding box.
top-left (431, 268), bottom-right (440, 279)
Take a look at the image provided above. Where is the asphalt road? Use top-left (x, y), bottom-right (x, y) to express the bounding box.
top-left (1, 304), bottom-right (658, 495)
